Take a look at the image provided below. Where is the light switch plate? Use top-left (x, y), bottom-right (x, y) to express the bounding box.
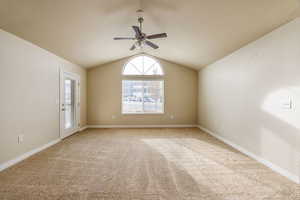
top-left (18, 135), bottom-right (24, 144)
top-left (281, 98), bottom-right (292, 110)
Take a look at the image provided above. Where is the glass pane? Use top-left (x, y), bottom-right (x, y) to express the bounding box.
top-left (64, 79), bottom-right (75, 129)
top-left (130, 56), bottom-right (144, 74)
top-left (123, 56), bottom-right (163, 75)
top-left (143, 81), bottom-right (164, 113)
top-left (122, 80), bottom-right (143, 113)
top-left (143, 56), bottom-right (155, 73)
top-left (122, 80), bottom-right (164, 114)
top-left (144, 63), bottom-right (163, 75)
top-left (123, 63), bottom-right (141, 75)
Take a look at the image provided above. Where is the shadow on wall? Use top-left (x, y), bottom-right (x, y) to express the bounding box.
top-left (260, 87), bottom-right (300, 177)
top-left (208, 82), bottom-right (300, 178)
top-left (246, 85), bottom-right (299, 178)
top-left (198, 51), bottom-right (300, 179)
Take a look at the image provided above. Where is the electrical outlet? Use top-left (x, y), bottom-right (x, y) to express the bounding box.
top-left (18, 134), bottom-right (24, 144)
top-left (112, 115), bottom-right (116, 119)
top-left (170, 115), bottom-right (175, 119)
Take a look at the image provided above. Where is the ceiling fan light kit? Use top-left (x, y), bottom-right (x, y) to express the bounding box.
top-left (113, 9), bottom-right (168, 51)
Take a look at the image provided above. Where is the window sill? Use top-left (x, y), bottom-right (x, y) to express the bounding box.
top-left (122, 112), bottom-right (164, 115)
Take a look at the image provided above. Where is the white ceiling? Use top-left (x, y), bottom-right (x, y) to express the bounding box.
top-left (0, 0), bottom-right (299, 69)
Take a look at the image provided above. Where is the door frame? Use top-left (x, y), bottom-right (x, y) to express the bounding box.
top-left (59, 69), bottom-right (81, 139)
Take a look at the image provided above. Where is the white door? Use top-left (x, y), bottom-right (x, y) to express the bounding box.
top-left (60, 71), bottom-right (80, 139)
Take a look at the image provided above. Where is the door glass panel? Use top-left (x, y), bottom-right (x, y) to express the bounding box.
top-left (64, 78), bottom-right (75, 129)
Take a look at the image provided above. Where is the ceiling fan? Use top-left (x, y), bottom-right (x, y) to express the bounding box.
top-left (113, 9), bottom-right (168, 51)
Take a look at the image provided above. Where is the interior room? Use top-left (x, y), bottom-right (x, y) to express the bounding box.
top-left (0, 0), bottom-right (299, 199)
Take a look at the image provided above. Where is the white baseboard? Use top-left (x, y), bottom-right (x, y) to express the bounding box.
top-left (88, 124), bottom-right (198, 129)
top-left (0, 139), bottom-right (61, 172)
top-left (197, 125), bottom-right (299, 184)
top-left (79, 126), bottom-right (88, 132)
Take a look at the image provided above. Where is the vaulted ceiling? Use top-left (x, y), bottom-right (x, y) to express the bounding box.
top-left (0, 0), bottom-right (299, 69)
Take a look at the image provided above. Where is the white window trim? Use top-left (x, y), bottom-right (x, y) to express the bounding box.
top-left (121, 55), bottom-right (165, 115)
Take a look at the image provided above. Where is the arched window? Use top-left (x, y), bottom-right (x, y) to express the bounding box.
top-left (122, 55), bottom-right (164, 114)
top-left (123, 55), bottom-right (164, 76)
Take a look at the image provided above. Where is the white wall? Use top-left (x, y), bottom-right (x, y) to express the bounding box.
top-left (0, 29), bottom-right (87, 165)
top-left (198, 18), bottom-right (300, 181)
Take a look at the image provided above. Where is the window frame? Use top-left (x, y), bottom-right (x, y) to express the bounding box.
top-left (121, 55), bottom-right (165, 115)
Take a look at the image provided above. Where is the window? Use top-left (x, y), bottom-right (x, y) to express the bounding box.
top-left (123, 55), bottom-right (163, 76)
top-left (122, 55), bottom-right (164, 114)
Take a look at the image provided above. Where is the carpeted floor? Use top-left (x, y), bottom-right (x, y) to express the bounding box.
top-left (0, 128), bottom-right (299, 200)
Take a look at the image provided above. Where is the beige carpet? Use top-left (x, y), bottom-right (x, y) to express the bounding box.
top-left (0, 128), bottom-right (299, 200)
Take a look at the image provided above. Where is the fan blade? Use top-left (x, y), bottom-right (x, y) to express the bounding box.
top-left (147, 33), bottom-right (167, 39)
top-left (145, 40), bottom-right (159, 49)
top-left (114, 37), bottom-right (135, 40)
top-left (130, 44), bottom-right (136, 51)
top-left (132, 26), bottom-right (142, 38)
